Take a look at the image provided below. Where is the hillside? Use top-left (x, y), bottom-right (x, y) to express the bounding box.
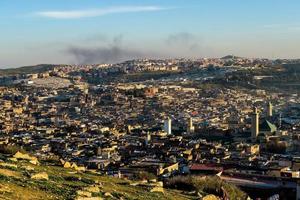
top-left (220, 55), bottom-right (243, 60)
top-left (0, 153), bottom-right (194, 200)
top-left (0, 64), bottom-right (56, 76)
top-left (0, 152), bottom-right (246, 200)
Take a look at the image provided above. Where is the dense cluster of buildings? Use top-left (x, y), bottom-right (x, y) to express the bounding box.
top-left (0, 56), bottom-right (276, 85)
top-left (0, 57), bottom-right (300, 198)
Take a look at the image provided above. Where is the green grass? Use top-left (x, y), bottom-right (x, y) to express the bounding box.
top-left (0, 155), bottom-right (244, 200)
top-left (0, 157), bottom-right (194, 200)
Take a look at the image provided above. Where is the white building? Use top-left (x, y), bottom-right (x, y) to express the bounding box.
top-left (187, 117), bottom-right (195, 134)
top-left (164, 118), bottom-right (172, 135)
top-left (267, 102), bottom-right (273, 117)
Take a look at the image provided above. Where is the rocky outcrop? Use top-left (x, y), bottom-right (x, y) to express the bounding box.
top-left (150, 186), bottom-right (164, 193)
top-left (202, 194), bottom-right (221, 200)
top-left (60, 159), bottom-right (85, 171)
top-left (13, 151), bottom-right (39, 165)
top-left (31, 172), bottom-right (49, 180)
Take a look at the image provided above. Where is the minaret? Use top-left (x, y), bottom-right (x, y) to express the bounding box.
top-left (251, 107), bottom-right (259, 142)
top-left (145, 132), bottom-right (151, 145)
top-left (84, 88), bottom-right (89, 103)
top-left (187, 117), bottom-right (195, 134)
top-left (267, 102), bottom-right (273, 117)
top-left (279, 112), bottom-right (282, 128)
top-left (164, 117), bottom-right (172, 135)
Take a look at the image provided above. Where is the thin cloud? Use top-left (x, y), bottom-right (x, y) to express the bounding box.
top-left (35, 6), bottom-right (168, 19)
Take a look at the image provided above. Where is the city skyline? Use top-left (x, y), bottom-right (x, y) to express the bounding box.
top-left (0, 2), bottom-right (300, 197)
top-left (1, 0), bottom-right (300, 67)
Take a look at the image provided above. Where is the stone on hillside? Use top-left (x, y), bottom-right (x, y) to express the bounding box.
top-left (21, 165), bottom-right (35, 171)
top-left (75, 197), bottom-right (103, 200)
top-left (104, 192), bottom-right (113, 198)
top-left (0, 163), bottom-right (18, 169)
top-left (150, 186), bottom-right (164, 193)
top-left (203, 194), bottom-right (221, 200)
top-left (156, 181), bottom-right (163, 187)
top-left (63, 161), bottom-right (71, 168)
top-left (67, 171), bottom-right (77, 174)
top-left (60, 159), bottom-right (66, 165)
top-left (149, 179), bottom-right (157, 183)
top-left (29, 159), bottom-right (39, 165)
top-left (94, 180), bottom-right (103, 186)
top-left (8, 157), bottom-right (18, 162)
top-left (140, 180), bottom-right (148, 184)
top-left (197, 192), bottom-right (203, 198)
top-left (74, 166), bottom-right (86, 171)
top-left (129, 182), bottom-right (139, 186)
top-left (84, 186), bottom-right (100, 193)
top-left (14, 151), bottom-right (34, 160)
top-left (31, 172), bottom-right (49, 180)
top-left (77, 190), bottom-right (92, 197)
top-left (14, 151), bottom-right (39, 165)
top-left (71, 162), bottom-right (78, 168)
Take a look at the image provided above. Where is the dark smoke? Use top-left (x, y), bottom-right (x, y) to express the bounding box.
top-left (66, 33), bottom-right (203, 64)
top-left (67, 45), bottom-right (146, 64)
top-left (67, 35), bottom-right (147, 64)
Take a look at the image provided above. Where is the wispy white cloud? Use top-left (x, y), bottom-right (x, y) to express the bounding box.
top-left (35, 6), bottom-right (168, 19)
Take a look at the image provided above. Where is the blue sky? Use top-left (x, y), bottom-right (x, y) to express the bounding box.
top-left (1, 0), bottom-right (300, 67)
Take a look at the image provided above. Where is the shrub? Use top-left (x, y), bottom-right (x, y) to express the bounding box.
top-left (165, 176), bottom-right (195, 191)
top-left (0, 144), bottom-right (26, 155)
top-left (134, 171), bottom-right (157, 181)
top-left (166, 176), bottom-right (247, 200)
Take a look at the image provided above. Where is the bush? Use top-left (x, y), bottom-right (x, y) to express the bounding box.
top-left (166, 176), bottom-right (247, 200)
top-left (134, 171), bottom-right (157, 181)
top-left (0, 144), bottom-right (26, 155)
top-left (166, 176), bottom-right (196, 191)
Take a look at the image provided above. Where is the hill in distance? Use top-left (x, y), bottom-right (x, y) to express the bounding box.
top-left (0, 64), bottom-right (57, 76)
top-left (220, 55), bottom-right (243, 60)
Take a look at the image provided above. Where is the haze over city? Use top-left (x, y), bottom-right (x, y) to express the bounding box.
top-left (1, 0), bottom-right (300, 67)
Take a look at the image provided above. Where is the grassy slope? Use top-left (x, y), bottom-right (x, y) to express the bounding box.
top-left (0, 159), bottom-right (194, 200)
